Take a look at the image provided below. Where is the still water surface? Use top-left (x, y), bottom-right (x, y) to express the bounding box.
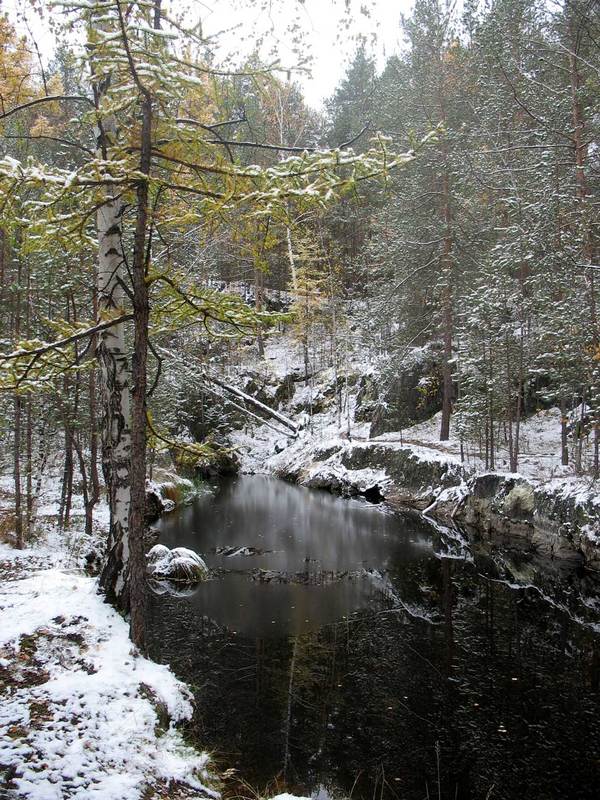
top-left (146, 476), bottom-right (600, 800)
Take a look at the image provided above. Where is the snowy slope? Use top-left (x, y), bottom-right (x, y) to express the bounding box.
top-left (0, 565), bottom-right (215, 800)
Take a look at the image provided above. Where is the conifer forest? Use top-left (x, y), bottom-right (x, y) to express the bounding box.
top-left (0, 1), bottom-right (599, 799)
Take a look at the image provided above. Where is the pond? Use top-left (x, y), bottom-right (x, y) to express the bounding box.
top-left (145, 476), bottom-right (600, 800)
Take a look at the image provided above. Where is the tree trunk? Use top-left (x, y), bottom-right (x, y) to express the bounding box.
top-left (438, 57), bottom-right (453, 442)
top-left (97, 176), bottom-right (132, 608)
top-left (560, 397), bottom-right (569, 467)
top-left (255, 265), bottom-right (265, 358)
top-left (568, 20), bottom-right (599, 476)
top-left (512, 386), bottom-right (522, 474)
top-left (13, 394), bottom-right (23, 549)
top-left (440, 290), bottom-right (453, 441)
top-left (25, 262), bottom-right (33, 536)
top-left (58, 419), bottom-right (74, 530)
top-left (85, 279), bottom-right (101, 537)
top-left (25, 396), bottom-right (33, 536)
top-left (128, 32), bottom-right (157, 647)
top-left (124, 1), bottom-right (165, 648)
top-left (439, 166), bottom-right (453, 440)
top-left (59, 295), bottom-right (76, 530)
top-left (286, 225), bottom-right (298, 293)
top-left (87, 366), bottom-right (101, 537)
top-left (574, 390), bottom-right (585, 474)
top-left (13, 253), bottom-right (23, 548)
top-left (0, 226), bottom-right (5, 314)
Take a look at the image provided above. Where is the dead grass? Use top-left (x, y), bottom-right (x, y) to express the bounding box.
top-left (160, 482), bottom-right (182, 503)
top-left (0, 512), bottom-right (16, 545)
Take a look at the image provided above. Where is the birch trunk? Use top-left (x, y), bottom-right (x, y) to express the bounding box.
top-left (14, 253), bottom-right (23, 549)
top-left (97, 179), bottom-right (132, 610)
top-left (286, 225), bottom-right (298, 293)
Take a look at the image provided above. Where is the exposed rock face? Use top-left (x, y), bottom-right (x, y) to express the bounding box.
top-left (534, 485), bottom-right (600, 567)
top-left (354, 375), bottom-right (379, 423)
top-left (369, 349), bottom-right (443, 437)
top-left (174, 441), bottom-right (239, 480)
top-left (454, 474), bottom-right (535, 539)
top-left (243, 376), bottom-right (274, 407)
top-left (437, 474), bottom-right (599, 565)
top-left (291, 391), bottom-right (328, 416)
top-left (274, 438), bottom-right (600, 569)
top-left (275, 440), bottom-right (464, 506)
top-left (339, 444), bottom-right (463, 509)
top-left (436, 476), bottom-right (599, 567)
top-left (273, 373), bottom-right (296, 406)
top-left (193, 445), bottom-right (239, 479)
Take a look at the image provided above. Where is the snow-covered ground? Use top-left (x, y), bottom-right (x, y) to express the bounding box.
top-left (0, 557), bottom-right (215, 800)
top-left (385, 406), bottom-right (594, 484)
top-left (1, 327), bottom-right (598, 798)
top-left (228, 333), bottom-right (595, 482)
top-left (0, 464), bottom-right (218, 800)
top-left (0, 461), bottom-right (315, 800)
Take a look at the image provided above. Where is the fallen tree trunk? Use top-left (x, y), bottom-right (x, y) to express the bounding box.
top-left (203, 372), bottom-right (298, 436)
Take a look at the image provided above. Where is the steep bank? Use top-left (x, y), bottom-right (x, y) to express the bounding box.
top-left (217, 335), bottom-right (600, 569)
top-left (257, 433), bottom-right (600, 569)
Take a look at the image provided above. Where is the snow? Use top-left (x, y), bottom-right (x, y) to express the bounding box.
top-left (423, 483), bottom-right (469, 517)
top-left (147, 544), bottom-right (208, 581)
top-left (394, 407), bottom-right (585, 485)
top-left (271, 795), bottom-right (310, 800)
top-left (224, 329), bottom-right (599, 545)
top-left (0, 565), bottom-right (215, 799)
top-left (0, 460), bottom-right (215, 799)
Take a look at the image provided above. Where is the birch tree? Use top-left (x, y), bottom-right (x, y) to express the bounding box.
top-left (0, 0), bottom-right (422, 648)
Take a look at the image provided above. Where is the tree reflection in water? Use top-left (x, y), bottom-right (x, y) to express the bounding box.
top-left (146, 477), bottom-right (600, 800)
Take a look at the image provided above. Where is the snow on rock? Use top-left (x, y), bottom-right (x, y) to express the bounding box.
top-left (150, 470), bottom-right (197, 505)
top-left (270, 794), bottom-right (310, 800)
top-left (0, 567), bottom-right (215, 799)
top-left (146, 544), bottom-right (208, 582)
top-left (224, 328), bottom-right (600, 562)
top-left (424, 482), bottom-right (470, 519)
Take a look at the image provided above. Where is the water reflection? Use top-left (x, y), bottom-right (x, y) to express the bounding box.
top-left (146, 477), bottom-right (600, 800)
top-left (155, 476), bottom-right (434, 636)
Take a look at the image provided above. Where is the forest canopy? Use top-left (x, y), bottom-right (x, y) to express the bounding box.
top-left (1, 0), bottom-right (599, 640)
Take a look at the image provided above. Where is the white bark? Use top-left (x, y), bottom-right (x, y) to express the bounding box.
top-left (286, 224), bottom-right (298, 294)
top-left (96, 152), bottom-right (132, 607)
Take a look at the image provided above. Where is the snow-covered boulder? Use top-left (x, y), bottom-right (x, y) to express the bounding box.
top-left (146, 544), bottom-right (209, 582)
top-left (269, 794), bottom-right (310, 800)
top-left (145, 482), bottom-right (167, 523)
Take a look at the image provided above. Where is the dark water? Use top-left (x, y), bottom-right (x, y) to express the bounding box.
top-left (146, 476), bottom-right (600, 800)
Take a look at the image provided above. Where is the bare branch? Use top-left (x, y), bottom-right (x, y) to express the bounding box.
top-left (0, 95), bottom-right (94, 122)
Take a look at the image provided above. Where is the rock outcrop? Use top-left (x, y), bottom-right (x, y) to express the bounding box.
top-left (272, 438), bottom-right (600, 569)
top-left (146, 544), bottom-right (209, 582)
top-left (368, 348), bottom-right (443, 437)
